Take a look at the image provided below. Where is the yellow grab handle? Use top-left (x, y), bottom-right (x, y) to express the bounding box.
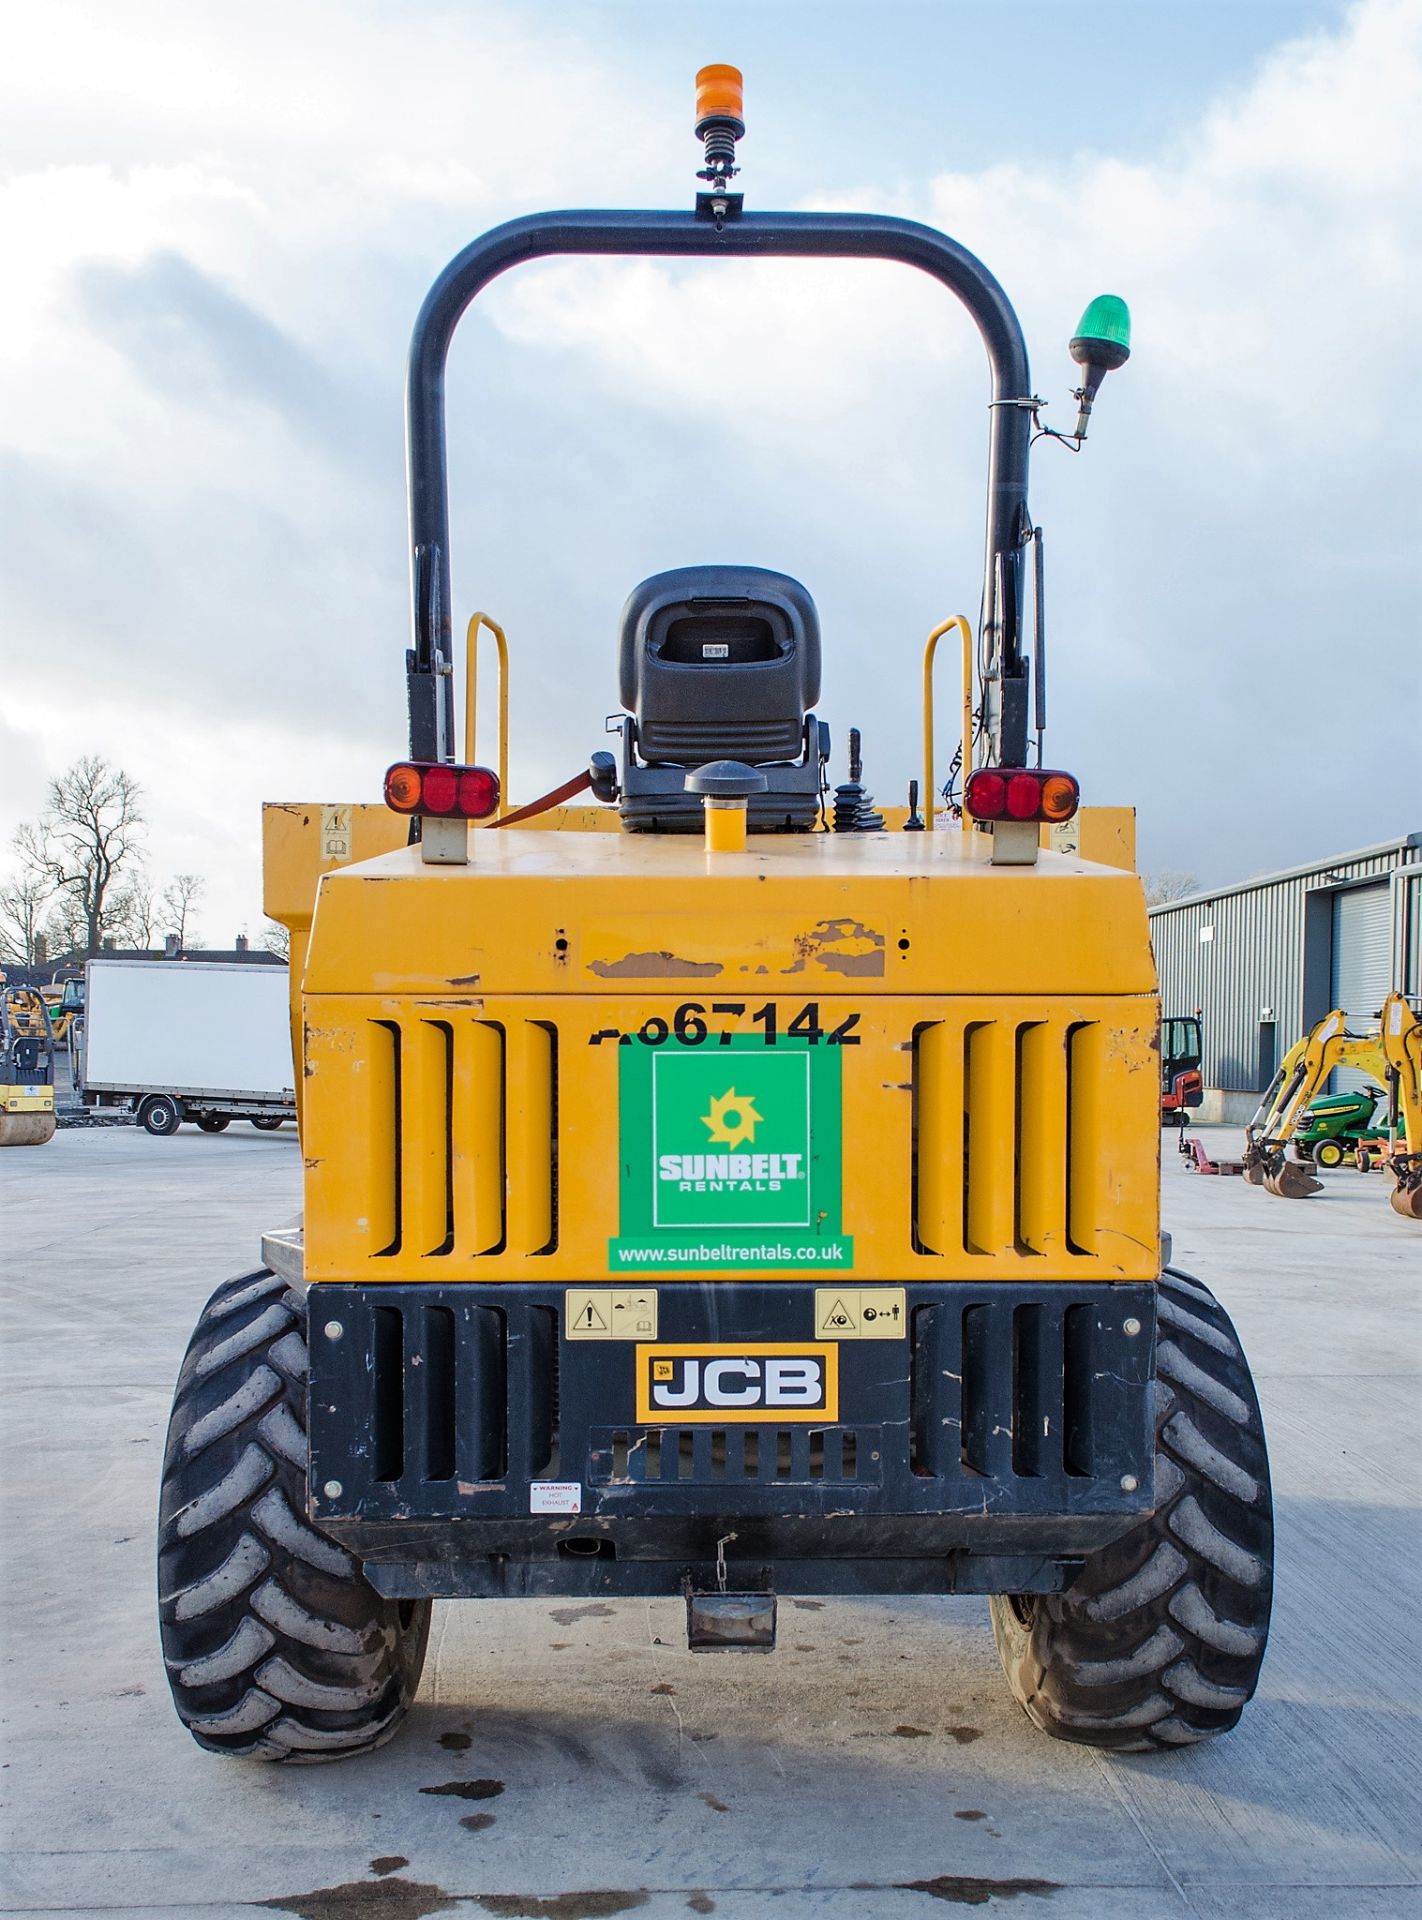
top-left (922, 615), bottom-right (974, 833)
top-left (465, 613), bottom-right (510, 817)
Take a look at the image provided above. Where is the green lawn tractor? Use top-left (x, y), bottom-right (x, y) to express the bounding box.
top-left (1297, 1086), bottom-right (1383, 1168)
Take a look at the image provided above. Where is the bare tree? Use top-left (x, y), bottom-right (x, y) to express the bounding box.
top-left (0, 870), bottom-right (53, 965)
top-left (13, 757), bottom-right (145, 956)
top-left (1143, 869), bottom-right (1201, 907)
top-left (39, 884), bottom-right (89, 959)
top-left (162, 872), bottom-right (204, 949)
top-left (116, 877), bottom-right (158, 949)
top-left (262, 918), bottom-right (292, 961)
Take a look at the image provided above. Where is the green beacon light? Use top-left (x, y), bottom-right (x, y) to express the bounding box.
top-left (1068, 294), bottom-right (1131, 440)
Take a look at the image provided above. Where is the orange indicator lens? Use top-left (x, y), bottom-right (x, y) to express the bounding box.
top-left (384, 763), bottom-right (423, 813)
top-left (1040, 773), bottom-right (1080, 822)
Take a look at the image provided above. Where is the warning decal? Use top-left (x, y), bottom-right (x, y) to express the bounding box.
top-left (530, 1483), bottom-right (582, 1514)
top-left (814, 1287), bottom-right (907, 1339)
top-left (565, 1289), bottom-right (659, 1341)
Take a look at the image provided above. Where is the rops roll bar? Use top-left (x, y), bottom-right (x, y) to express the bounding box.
top-left (405, 209), bottom-right (1034, 768)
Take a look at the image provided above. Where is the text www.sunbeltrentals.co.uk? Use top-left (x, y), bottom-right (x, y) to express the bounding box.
top-left (610, 1239), bottom-right (851, 1267)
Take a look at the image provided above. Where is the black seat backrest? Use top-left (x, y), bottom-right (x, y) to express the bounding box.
top-left (619, 565), bottom-right (821, 767)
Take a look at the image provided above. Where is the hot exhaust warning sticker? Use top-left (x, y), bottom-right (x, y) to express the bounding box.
top-left (609, 1033), bottom-right (853, 1273)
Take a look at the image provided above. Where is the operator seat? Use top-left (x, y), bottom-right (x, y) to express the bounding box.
top-left (615, 564), bottom-right (827, 831)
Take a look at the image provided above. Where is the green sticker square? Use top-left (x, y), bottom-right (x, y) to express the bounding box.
top-left (609, 1034), bottom-right (852, 1274)
top-left (652, 1048), bottom-right (812, 1228)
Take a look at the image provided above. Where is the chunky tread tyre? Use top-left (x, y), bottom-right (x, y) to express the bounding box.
top-left (989, 1267), bottom-right (1272, 1752)
top-left (158, 1269), bottom-right (431, 1763)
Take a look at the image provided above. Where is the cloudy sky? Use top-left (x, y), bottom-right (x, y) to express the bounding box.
top-left (3, 0), bottom-right (1418, 943)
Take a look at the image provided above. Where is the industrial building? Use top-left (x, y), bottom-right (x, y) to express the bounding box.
top-left (1149, 833), bottom-right (1422, 1122)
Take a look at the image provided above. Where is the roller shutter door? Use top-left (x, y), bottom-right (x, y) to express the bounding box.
top-left (1330, 884), bottom-right (1391, 1094)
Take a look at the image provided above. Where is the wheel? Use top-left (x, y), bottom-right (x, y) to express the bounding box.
top-left (139, 1095), bottom-right (182, 1136)
top-left (989, 1267), bottom-right (1272, 1751)
top-left (157, 1270), bottom-right (432, 1761)
top-left (196, 1114), bottom-right (231, 1134)
top-left (251, 1116), bottom-right (285, 1132)
top-left (1312, 1138), bottom-right (1346, 1169)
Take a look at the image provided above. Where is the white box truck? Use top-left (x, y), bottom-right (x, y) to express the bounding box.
top-left (80, 959), bottom-right (296, 1136)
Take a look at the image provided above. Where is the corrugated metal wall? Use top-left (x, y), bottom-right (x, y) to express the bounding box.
top-left (1330, 884), bottom-right (1393, 1095)
top-left (1148, 839), bottom-right (1421, 1093)
top-left (1399, 865), bottom-right (1422, 1007)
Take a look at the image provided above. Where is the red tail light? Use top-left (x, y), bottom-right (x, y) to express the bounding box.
top-left (1005, 771), bottom-right (1041, 820)
top-left (966, 766), bottom-right (1079, 825)
top-left (966, 770), bottom-right (1006, 819)
top-left (421, 764), bottom-right (457, 813)
top-left (383, 761), bottom-right (501, 819)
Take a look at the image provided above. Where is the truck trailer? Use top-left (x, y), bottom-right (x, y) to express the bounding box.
top-left (81, 958), bottom-right (295, 1135)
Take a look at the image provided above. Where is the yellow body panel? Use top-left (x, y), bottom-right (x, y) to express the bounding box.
top-left (300, 828), bottom-right (1154, 999)
top-left (262, 799), bottom-right (1139, 934)
top-left (862, 806), bottom-right (1137, 868)
top-left (263, 800), bottom-right (627, 1106)
top-left (296, 822), bottom-right (1160, 1289)
top-left (1, 1085), bottom-right (54, 1114)
top-left (303, 990), bottom-right (1158, 1285)
top-left (1043, 805), bottom-right (1136, 871)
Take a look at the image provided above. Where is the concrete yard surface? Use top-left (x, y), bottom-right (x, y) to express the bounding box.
top-left (1, 1124), bottom-right (1419, 1918)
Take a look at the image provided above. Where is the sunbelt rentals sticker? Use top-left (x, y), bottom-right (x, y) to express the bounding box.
top-left (610, 1034), bottom-right (852, 1272)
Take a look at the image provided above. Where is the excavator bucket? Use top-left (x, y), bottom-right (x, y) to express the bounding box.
top-left (1241, 1142), bottom-right (1270, 1186)
top-left (0, 1113), bottom-right (57, 1148)
top-left (1264, 1156), bottom-right (1323, 1199)
top-left (1391, 1170), bottom-right (1422, 1220)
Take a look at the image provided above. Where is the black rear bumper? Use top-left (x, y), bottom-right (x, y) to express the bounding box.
top-left (307, 1280), bottom-right (1156, 1598)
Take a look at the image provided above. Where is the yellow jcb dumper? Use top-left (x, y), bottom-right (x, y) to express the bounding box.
top-left (157, 70), bottom-right (1273, 1763)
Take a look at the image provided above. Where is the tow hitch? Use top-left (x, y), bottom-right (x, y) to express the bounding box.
top-left (685, 1588), bottom-right (777, 1651)
top-left (685, 1541), bottom-right (776, 1650)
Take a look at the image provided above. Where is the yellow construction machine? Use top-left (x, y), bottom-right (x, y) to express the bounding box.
top-left (157, 69), bottom-right (1274, 1763)
top-left (40, 978), bottom-right (82, 1045)
top-left (1377, 993), bottom-right (1422, 1218)
top-left (1243, 1013), bottom-right (1385, 1198)
top-left (0, 983), bottom-right (58, 1147)
top-left (1243, 995), bottom-right (1422, 1214)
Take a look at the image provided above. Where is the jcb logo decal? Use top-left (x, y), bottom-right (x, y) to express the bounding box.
top-left (635, 1343), bottom-right (838, 1424)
